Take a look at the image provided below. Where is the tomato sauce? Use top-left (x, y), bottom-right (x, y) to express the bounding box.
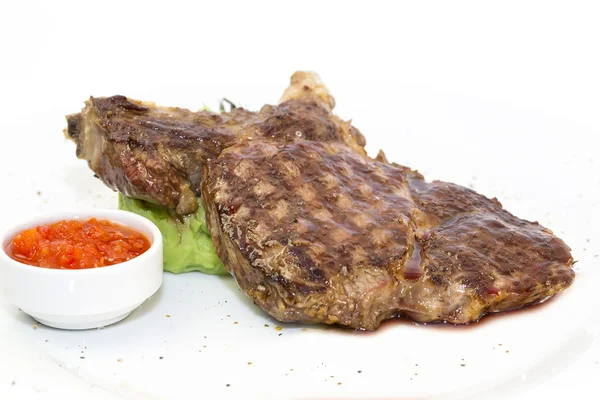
top-left (6, 218), bottom-right (151, 269)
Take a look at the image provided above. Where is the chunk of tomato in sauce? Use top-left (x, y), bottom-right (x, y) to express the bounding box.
top-left (6, 218), bottom-right (150, 269)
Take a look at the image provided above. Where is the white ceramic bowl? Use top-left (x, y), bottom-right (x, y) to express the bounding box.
top-left (0, 209), bottom-right (163, 330)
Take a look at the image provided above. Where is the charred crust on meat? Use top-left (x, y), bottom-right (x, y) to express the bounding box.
top-left (66, 114), bottom-right (81, 140)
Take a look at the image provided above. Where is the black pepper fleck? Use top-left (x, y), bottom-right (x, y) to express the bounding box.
top-left (159, 357), bottom-right (163, 360)
top-left (226, 384), bottom-right (230, 387)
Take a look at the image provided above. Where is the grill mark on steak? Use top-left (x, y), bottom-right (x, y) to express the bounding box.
top-left (66, 71), bottom-right (575, 330)
top-left (205, 140), bottom-right (413, 291)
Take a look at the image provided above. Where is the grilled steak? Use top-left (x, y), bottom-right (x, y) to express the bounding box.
top-left (203, 140), bottom-right (573, 329)
top-left (66, 72), bottom-right (575, 330)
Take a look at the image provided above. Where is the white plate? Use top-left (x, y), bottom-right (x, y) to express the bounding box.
top-left (0, 82), bottom-right (598, 400)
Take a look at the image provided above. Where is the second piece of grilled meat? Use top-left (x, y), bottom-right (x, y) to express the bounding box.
top-left (66, 73), bottom-right (365, 215)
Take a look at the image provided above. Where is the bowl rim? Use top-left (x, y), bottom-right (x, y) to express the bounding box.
top-left (0, 208), bottom-right (163, 275)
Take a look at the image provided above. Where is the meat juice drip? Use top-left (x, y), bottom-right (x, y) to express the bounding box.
top-left (330, 293), bottom-right (561, 336)
top-left (422, 293), bottom-right (561, 331)
top-left (370, 293), bottom-right (561, 334)
top-left (403, 241), bottom-right (423, 279)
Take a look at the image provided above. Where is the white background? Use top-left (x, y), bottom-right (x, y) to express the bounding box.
top-left (0, 1), bottom-right (598, 399)
top-left (2, 0), bottom-right (600, 130)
